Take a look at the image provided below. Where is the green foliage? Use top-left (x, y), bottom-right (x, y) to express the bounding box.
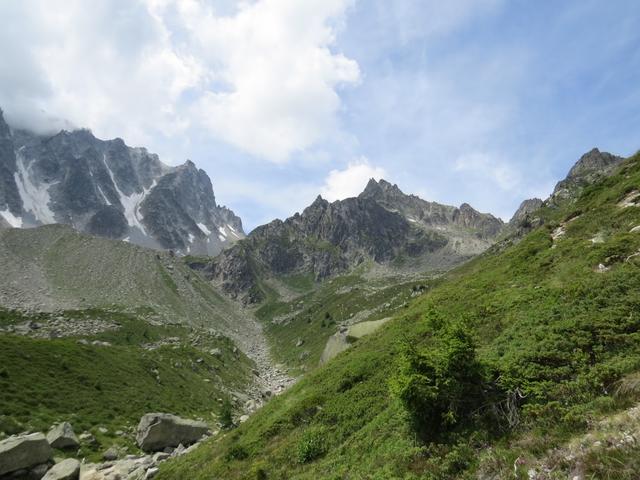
top-left (0, 312), bottom-right (252, 461)
top-left (219, 398), bottom-right (235, 430)
top-left (296, 426), bottom-right (327, 463)
top-left (390, 321), bottom-right (487, 439)
top-left (256, 273), bottom-right (433, 372)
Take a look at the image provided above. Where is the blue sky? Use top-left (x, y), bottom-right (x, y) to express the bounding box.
top-left (1, 0), bottom-right (639, 231)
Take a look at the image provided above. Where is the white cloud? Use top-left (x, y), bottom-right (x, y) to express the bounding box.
top-left (174, 0), bottom-right (360, 162)
top-left (321, 158), bottom-right (387, 201)
top-left (0, 0), bottom-right (359, 161)
top-left (454, 152), bottom-right (521, 191)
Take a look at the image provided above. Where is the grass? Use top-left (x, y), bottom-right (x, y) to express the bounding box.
top-left (0, 309), bottom-right (252, 462)
top-left (255, 274), bottom-right (433, 373)
top-left (157, 152), bottom-right (640, 479)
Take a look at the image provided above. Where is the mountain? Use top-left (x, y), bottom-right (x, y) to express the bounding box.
top-left (0, 109), bottom-right (244, 255)
top-left (157, 151), bottom-right (640, 480)
top-left (507, 148), bottom-right (625, 238)
top-left (198, 179), bottom-right (503, 303)
top-left (549, 147), bottom-right (624, 204)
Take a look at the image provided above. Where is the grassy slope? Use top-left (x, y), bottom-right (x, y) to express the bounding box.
top-left (0, 224), bottom-right (242, 329)
top-left (0, 227), bottom-right (259, 460)
top-left (0, 309), bottom-right (252, 461)
top-left (157, 152), bottom-right (640, 479)
top-left (256, 272), bottom-right (433, 374)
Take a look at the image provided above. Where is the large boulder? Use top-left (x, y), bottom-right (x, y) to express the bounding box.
top-left (0, 433), bottom-right (52, 476)
top-left (41, 458), bottom-right (80, 480)
top-left (136, 414), bottom-right (209, 452)
top-left (46, 423), bottom-right (79, 450)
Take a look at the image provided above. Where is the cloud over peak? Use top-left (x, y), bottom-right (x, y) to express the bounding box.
top-left (321, 158), bottom-right (387, 201)
top-left (0, 0), bottom-right (359, 161)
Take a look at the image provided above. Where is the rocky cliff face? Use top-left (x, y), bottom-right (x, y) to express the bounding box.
top-left (0, 109), bottom-right (244, 254)
top-left (549, 148), bottom-right (624, 204)
top-left (200, 180), bottom-right (503, 303)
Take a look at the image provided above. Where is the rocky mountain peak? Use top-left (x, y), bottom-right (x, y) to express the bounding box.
top-left (550, 148), bottom-right (624, 204)
top-left (360, 178), bottom-right (403, 200)
top-left (566, 148), bottom-right (622, 180)
top-left (203, 177), bottom-right (506, 303)
top-left (509, 198), bottom-right (544, 225)
top-left (0, 109), bottom-right (245, 254)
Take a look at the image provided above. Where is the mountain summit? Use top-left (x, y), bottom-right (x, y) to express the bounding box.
top-left (200, 179), bottom-right (503, 303)
top-left (0, 109), bottom-right (244, 254)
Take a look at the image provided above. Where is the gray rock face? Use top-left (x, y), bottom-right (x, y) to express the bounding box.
top-left (46, 423), bottom-right (79, 450)
top-left (136, 413), bottom-right (209, 452)
top-left (201, 179), bottom-right (504, 303)
top-left (0, 109), bottom-right (21, 222)
top-left (550, 148), bottom-right (624, 204)
top-left (0, 433), bottom-right (52, 476)
top-left (504, 198), bottom-right (545, 238)
top-left (0, 108), bottom-right (244, 255)
top-left (509, 198), bottom-right (544, 226)
top-left (41, 458), bottom-right (80, 480)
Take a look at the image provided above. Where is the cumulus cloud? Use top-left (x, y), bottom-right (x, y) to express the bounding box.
top-left (0, 0), bottom-right (359, 160)
top-left (321, 158), bottom-right (387, 201)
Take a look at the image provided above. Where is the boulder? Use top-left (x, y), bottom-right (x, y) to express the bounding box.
top-left (46, 423), bottom-right (79, 450)
top-left (135, 414), bottom-right (209, 452)
top-left (102, 446), bottom-right (118, 461)
top-left (0, 433), bottom-right (53, 476)
top-left (41, 458), bottom-right (80, 480)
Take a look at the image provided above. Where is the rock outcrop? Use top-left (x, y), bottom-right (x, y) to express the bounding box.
top-left (46, 422), bottom-right (79, 450)
top-left (41, 458), bottom-right (80, 480)
top-left (136, 414), bottom-right (209, 452)
top-left (0, 108), bottom-right (244, 255)
top-left (549, 148), bottom-right (624, 204)
top-left (0, 432), bottom-right (52, 476)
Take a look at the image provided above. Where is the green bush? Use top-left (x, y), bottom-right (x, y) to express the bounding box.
top-left (226, 444), bottom-right (249, 461)
top-left (296, 426), bottom-right (327, 463)
top-left (389, 321), bottom-right (487, 439)
top-left (219, 398), bottom-right (234, 430)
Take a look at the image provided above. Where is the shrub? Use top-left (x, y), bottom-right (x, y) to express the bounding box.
top-left (389, 321), bottom-right (486, 440)
top-left (226, 444), bottom-right (249, 461)
top-left (219, 398), bottom-right (234, 430)
top-left (296, 426), bottom-right (327, 463)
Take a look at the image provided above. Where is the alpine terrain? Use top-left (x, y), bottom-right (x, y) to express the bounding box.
top-left (0, 109), bottom-right (244, 256)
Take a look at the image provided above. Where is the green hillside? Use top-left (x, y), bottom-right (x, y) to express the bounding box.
top-left (255, 272), bottom-right (434, 374)
top-left (0, 309), bottom-right (253, 461)
top-left (0, 226), bottom-right (262, 461)
top-left (157, 152), bottom-right (640, 479)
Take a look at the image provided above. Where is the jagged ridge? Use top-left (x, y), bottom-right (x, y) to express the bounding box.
top-left (199, 180), bottom-right (503, 303)
top-left (0, 109), bottom-right (244, 255)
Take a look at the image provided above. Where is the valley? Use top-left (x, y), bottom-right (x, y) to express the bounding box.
top-left (0, 105), bottom-right (638, 480)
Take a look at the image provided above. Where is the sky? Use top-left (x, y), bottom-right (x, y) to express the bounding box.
top-left (0, 0), bottom-right (639, 232)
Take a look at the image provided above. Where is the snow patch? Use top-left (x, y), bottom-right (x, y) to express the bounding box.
top-left (103, 154), bottom-right (155, 234)
top-left (197, 222), bottom-right (211, 236)
top-left (14, 153), bottom-right (57, 224)
top-left (97, 185), bottom-right (112, 206)
top-left (188, 233), bottom-right (195, 243)
top-left (218, 226), bottom-right (227, 238)
top-left (0, 209), bottom-right (22, 228)
top-left (407, 217), bottom-right (417, 223)
top-left (123, 237), bottom-right (130, 242)
top-left (226, 224), bottom-right (242, 238)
